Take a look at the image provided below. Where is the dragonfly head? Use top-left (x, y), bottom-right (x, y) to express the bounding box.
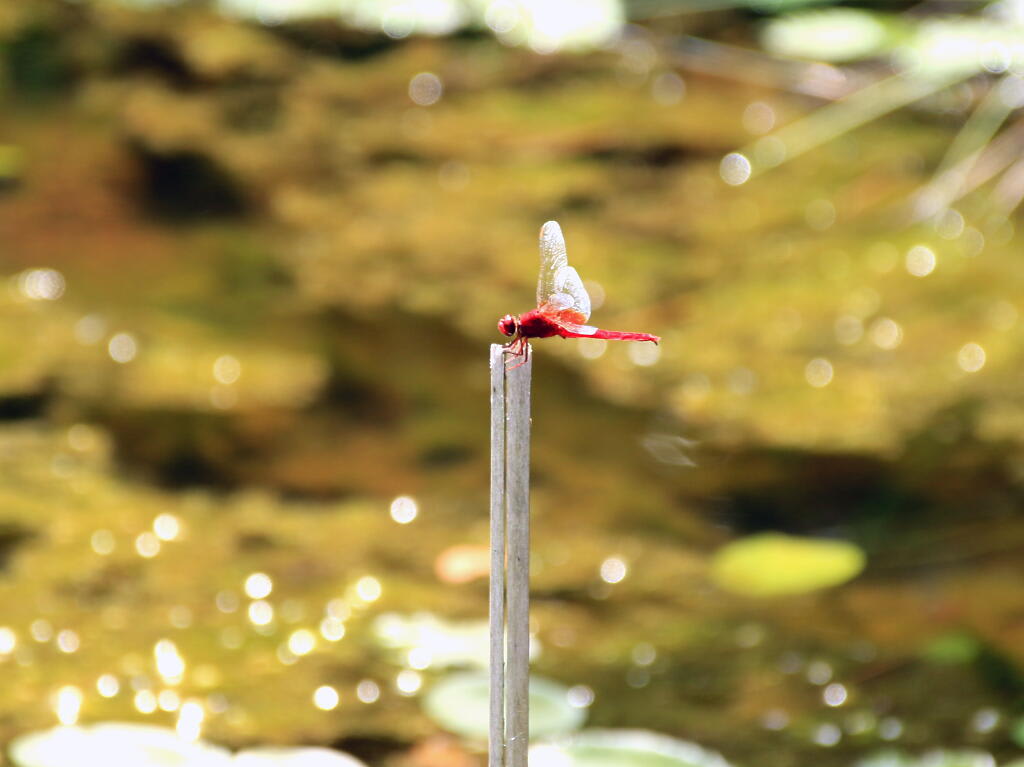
top-left (497, 314), bottom-right (519, 338)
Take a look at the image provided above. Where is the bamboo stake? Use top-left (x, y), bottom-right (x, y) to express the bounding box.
top-left (488, 344), bottom-right (506, 767)
top-left (489, 343), bottom-right (532, 767)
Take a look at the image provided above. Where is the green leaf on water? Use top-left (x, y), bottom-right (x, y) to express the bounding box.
top-left (922, 632), bottom-right (981, 665)
top-left (0, 145), bottom-right (24, 181)
top-left (710, 533), bottom-right (865, 597)
top-left (423, 671), bottom-right (585, 741)
top-left (1010, 717), bottom-right (1024, 749)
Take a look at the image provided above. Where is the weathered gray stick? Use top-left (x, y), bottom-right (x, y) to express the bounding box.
top-left (504, 347), bottom-right (532, 767)
top-left (488, 344), bottom-right (506, 767)
top-left (489, 343), bottom-right (532, 767)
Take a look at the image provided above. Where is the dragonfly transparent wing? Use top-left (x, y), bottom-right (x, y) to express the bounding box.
top-left (536, 221), bottom-right (592, 323)
top-left (550, 319), bottom-right (598, 336)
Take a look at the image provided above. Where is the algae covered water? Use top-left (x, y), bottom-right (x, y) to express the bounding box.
top-left (1, 2), bottom-right (1023, 766)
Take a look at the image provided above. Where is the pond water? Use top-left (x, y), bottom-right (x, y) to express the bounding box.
top-left (1, 2), bottom-right (1023, 766)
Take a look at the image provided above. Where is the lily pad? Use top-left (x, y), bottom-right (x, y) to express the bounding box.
top-left (895, 18), bottom-right (1024, 80)
top-left (423, 671), bottom-right (585, 741)
top-left (9, 723), bottom-right (231, 767)
top-left (530, 729), bottom-right (734, 767)
top-left (373, 612), bottom-right (539, 669)
top-left (233, 746), bottom-right (367, 767)
top-left (855, 751), bottom-right (919, 767)
top-left (918, 752), bottom-right (997, 767)
top-left (857, 751), bottom-right (997, 767)
top-left (709, 533), bottom-right (865, 597)
top-left (762, 9), bottom-right (895, 63)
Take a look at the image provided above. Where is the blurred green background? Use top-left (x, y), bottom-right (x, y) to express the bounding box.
top-left (2, 0), bottom-right (1024, 765)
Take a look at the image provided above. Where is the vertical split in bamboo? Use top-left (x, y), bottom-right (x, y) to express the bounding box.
top-left (504, 348), bottom-right (532, 766)
top-left (489, 344), bottom-right (532, 767)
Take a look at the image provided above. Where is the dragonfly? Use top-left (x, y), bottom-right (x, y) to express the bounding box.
top-left (498, 221), bottom-right (660, 365)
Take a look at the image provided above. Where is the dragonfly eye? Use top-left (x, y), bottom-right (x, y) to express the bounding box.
top-left (498, 315), bottom-right (517, 337)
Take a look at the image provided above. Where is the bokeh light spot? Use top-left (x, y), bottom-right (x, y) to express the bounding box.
top-left (823, 682), bottom-right (848, 707)
top-left (153, 513), bottom-right (181, 541)
top-left (628, 342), bottom-right (660, 367)
top-left (154, 639), bottom-right (186, 683)
top-left (814, 723), bottom-right (841, 747)
top-left (879, 717), bottom-right (904, 740)
top-left (958, 342), bottom-right (986, 372)
top-left (631, 643), bottom-right (656, 666)
top-left (409, 72), bottom-right (443, 106)
top-left (18, 268), bottom-right (65, 301)
top-left (870, 318), bottom-right (903, 350)
top-left (320, 617), bottom-right (346, 642)
top-left (213, 355), bottom-right (241, 385)
top-left (313, 685), bottom-right (339, 710)
top-left (91, 529), bottom-right (115, 555)
top-left (390, 495), bottom-right (418, 524)
top-left (0, 627), bottom-right (16, 654)
top-left (577, 338), bottom-right (607, 360)
top-left (177, 700), bottom-right (205, 741)
top-left (566, 685), bottom-right (594, 708)
top-left (720, 152), bottom-right (752, 186)
top-left (108, 333), bottom-right (138, 364)
top-left (244, 572), bottom-right (273, 599)
top-left (434, 544), bottom-right (489, 584)
top-left (805, 199), bottom-right (836, 231)
top-left (396, 669), bottom-right (423, 696)
top-left (248, 600), bottom-right (274, 626)
top-left (356, 679), bottom-right (381, 703)
top-left (56, 629), bottom-right (79, 653)
top-left (135, 532), bottom-right (161, 558)
top-left (599, 556), bottom-right (627, 584)
top-left (834, 315), bottom-right (863, 345)
top-left (356, 576), bottom-right (382, 602)
top-left (743, 101), bottom-right (776, 135)
top-left (288, 629), bottom-right (316, 656)
top-left (52, 685), bottom-right (82, 725)
top-left (30, 619), bottom-right (53, 643)
top-left (807, 660), bottom-right (833, 685)
top-left (134, 689), bottom-right (158, 714)
top-left (74, 314), bottom-right (106, 345)
top-left (216, 591), bottom-right (239, 613)
top-left (158, 689), bottom-right (181, 712)
top-left (97, 674), bottom-right (120, 698)
top-left (906, 244), bottom-right (937, 276)
top-left (805, 358), bottom-right (833, 388)
top-left (651, 72), bottom-right (686, 106)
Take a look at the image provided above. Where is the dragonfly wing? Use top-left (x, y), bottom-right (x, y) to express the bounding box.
top-left (537, 221), bottom-right (568, 309)
top-left (548, 316), bottom-right (599, 336)
top-left (537, 221), bottom-right (592, 321)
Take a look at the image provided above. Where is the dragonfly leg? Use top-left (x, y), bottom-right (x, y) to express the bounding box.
top-left (502, 336), bottom-right (529, 369)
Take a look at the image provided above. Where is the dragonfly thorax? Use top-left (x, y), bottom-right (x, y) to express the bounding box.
top-left (497, 314), bottom-right (519, 337)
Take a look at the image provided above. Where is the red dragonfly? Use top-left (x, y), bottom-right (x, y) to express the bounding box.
top-left (498, 221), bottom-right (660, 364)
